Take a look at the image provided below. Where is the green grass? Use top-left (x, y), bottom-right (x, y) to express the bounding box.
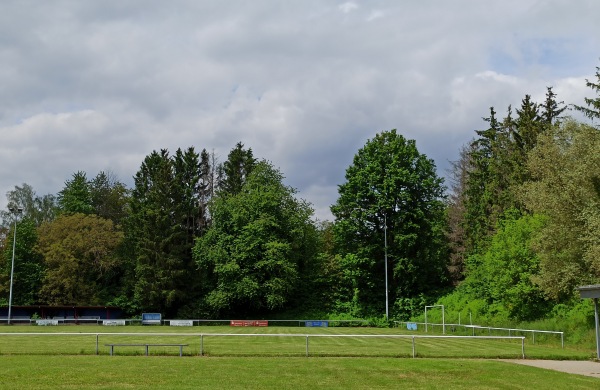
top-left (0, 325), bottom-right (594, 359)
top-left (0, 355), bottom-right (599, 389)
top-left (1, 326), bottom-right (599, 388)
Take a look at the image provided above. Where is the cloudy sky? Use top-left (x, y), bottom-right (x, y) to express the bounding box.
top-left (1, 1), bottom-right (598, 220)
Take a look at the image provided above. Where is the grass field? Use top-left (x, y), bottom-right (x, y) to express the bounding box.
top-left (1, 325), bottom-right (599, 389)
top-left (0, 325), bottom-right (594, 359)
top-left (1, 355), bottom-right (599, 389)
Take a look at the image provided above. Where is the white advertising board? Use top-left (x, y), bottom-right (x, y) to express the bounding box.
top-left (103, 320), bottom-right (126, 326)
top-left (36, 319), bottom-right (59, 326)
top-left (170, 320), bottom-right (193, 326)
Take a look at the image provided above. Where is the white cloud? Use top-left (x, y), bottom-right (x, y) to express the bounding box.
top-left (366, 10), bottom-right (385, 22)
top-left (0, 0), bottom-right (599, 220)
top-left (338, 2), bottom-right (358, 14)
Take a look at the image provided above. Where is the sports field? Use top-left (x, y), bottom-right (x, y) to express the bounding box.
top-left (1, 325), bottom-right (598, 389)
top-left (0, 325), bottom-right (590, 359)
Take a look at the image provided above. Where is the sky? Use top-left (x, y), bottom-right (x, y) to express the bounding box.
top-left (1, 0), bottom-right (599, 221)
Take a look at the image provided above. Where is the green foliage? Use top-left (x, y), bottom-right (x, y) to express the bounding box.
top-left (462, 95), bottom-right (559, 259)
top-left (445, 145), bottom-right (471, 285)
top-left (573, 63), bottom-right (600, 121)
top-left (365, 315), bottom-right (391, 327)
top-left (541, 86), bottom-right (566, 126)
top-left (218, 142), bottom-right (256, 195)
top-left (0, 218), bottom-right (44, 305)
top-left (194, 161), bottom-right (316, 317)
top-left (331, 129), bottom-right (448, 318)
top-left (462, 212), bottom-right (550, 321)
top-left (433, 212), bottom-right (551, 323)
top-left (55, 171), bottom-right (130, 224)
top-left (36, 213), bottom-right (124, 305)
top-left (57, 171), bottom-right (94, 215)
top-left (520, 119), bottom-right (600, 300)
top-left (106, 294), bottom-right (140, 318)
top-left (393, 294), bottom-right (437, 321)
top-left (128, 148), bottom-right (208, 317)
top-left (89, 171), bottom-right (129, 225)
top-left (441, 70), bottom-right (600, 328)
top-left (0, 183), bottom-right (56, 227)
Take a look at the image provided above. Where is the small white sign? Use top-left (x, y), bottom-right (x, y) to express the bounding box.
top-left (37, 319), bottom-right (59, 326)
top-left (103, 320), bottom-right (126, 326)
top-left (170, 320), bottom-right (193, 326)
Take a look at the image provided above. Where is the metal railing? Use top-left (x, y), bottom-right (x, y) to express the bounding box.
top-left (395, 321), bottom-right (564, 348)
top-left (0, 332), bottom-right (527, 359)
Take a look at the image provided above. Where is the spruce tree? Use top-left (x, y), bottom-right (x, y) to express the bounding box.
top-left (218, 142), bottom-right (256, 195)
top-left (573, 64), bottom-right (600, 121)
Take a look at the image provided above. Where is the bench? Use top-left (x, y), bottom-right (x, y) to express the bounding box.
top-left (105, 343), bottom-right (189, 357)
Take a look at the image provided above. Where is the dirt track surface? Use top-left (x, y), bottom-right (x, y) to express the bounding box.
top-left (502, 359), bottom-right (600, 378)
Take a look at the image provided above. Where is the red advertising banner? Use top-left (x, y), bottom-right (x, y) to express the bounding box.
top-left (230, 320), bottom-right (269, 327)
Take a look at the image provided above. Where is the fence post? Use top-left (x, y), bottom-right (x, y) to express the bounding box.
top-left (200, 335), bottom-right (204, 356)
top-left (561, 332), bottom-right (564, 349)
top-left (532, 331), bottom-right (535, 345)
top-left (96, 334), bottom-right (99, 355)
top-left (412, 336), bottom-right (415, 358)
top-left (306, 336), bottom-right (309, 357)
top-left (442, 306), bottom-right (445, 335)
top-left (521, 337), bottom-right (525, 359)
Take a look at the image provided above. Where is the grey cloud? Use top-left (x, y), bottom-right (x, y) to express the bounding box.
top-left (1, 0), bottom-right (599, 220)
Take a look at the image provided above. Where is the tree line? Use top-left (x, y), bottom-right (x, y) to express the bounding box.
top-left (2, 63), bottom-right (600, 323)
top-left (442, 64), bottom-right (600, 323)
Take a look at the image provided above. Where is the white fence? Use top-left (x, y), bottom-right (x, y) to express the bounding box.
top-left (0, 332), bottom-right (526, 359)
top-left (395, 321), bottom-right (564, 348)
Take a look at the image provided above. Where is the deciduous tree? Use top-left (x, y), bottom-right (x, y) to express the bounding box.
top-left (37, 213), bottom-right (123, 305)
top-left (0, 218), bottom-right (44, 305)
top-left (194, 161), bottom-right (316, 317)
top-left (520, 119), bottom-right (600, 300)
top-left (331, 129), bottom-right (448, 318)
top-left (1, 184), bottom-right (56, 227)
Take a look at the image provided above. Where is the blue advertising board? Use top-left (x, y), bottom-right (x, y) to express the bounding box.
top-left (305, 321), bottom-right (328, 327)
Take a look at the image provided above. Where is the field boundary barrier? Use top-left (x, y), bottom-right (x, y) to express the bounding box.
top-left (395, 321), bottom-right (564, 348)
top-left (0, 332), bottom-right (526, 359)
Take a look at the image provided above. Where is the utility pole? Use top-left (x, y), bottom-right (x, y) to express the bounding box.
top-left (7, 206), bottom-right (23, 325)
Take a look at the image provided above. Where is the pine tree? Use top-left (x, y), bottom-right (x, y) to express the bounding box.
top-left (57, 171), bottom-right (94, 215)
top-left (218, 142), bottom-right (256, 195)
top-left (573, 64), bottom-right (600, 122)
top-left (89, 171), bottom-right (129, 225)
top-left (541, 87), bottom-right (567, 126)
top-left (129, 150), bottom-right (185, 316)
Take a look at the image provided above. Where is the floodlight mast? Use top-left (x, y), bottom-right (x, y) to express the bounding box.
top-left (7, 206), bottom-right (23, 325)
top-left (384, 213), bottom-right (389, 321)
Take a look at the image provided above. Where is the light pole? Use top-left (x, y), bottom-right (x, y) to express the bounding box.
top-left (384, 213), bottom-right (389, 321)
top-left (7, 206), bottom-right (23, 325)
